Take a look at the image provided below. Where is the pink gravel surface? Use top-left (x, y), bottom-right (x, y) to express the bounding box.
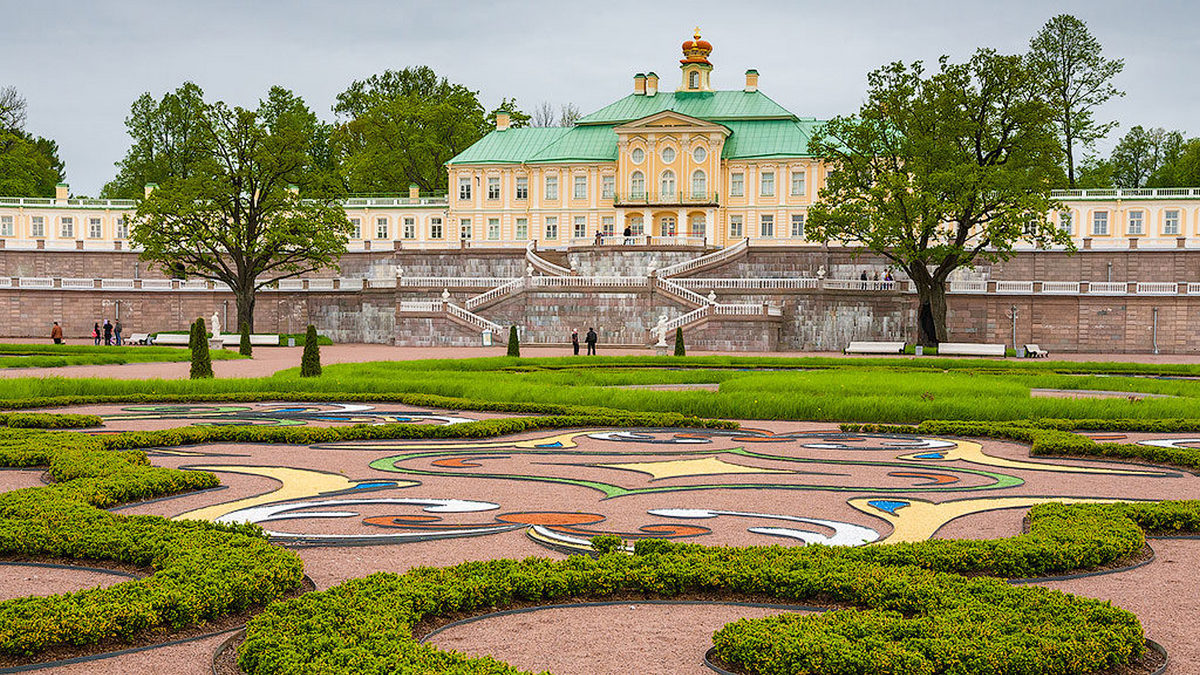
top-left (429, 602), bottom-right (812, 675)
top-left (0, 563), bottom-right (131, 602)
top-left (0, 468), bottom-right (43, 493)
top-left (37, 631), bottom-right (232, 675)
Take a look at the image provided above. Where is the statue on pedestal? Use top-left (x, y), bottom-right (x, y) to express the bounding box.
top-left (655, 315), bottom-right (669, 347)
top-left (211, 311), bottom-right (221, 338)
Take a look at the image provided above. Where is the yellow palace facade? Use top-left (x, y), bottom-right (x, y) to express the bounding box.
top-left (2, 32), bottom-right (1200, 255)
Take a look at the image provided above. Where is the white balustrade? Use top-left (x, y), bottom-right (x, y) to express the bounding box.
top-left (446, 302), bottom-right (504, 334)
top-left (61, 278), bottom-right (94, 289)
top-left (5, 239), bottom-right (38, 250)
top-left (337, 277), bottom-right (367, 290)
top-left (948, 280), bottom-right (987, 293)
top-left (277, 279), bottom-right (305, 291)
top-left (45, 240), bottom-right (78, 250)
top-left (100, 278), bottom-right (135, 290)
top-left (995, 281), bottom-right (1034, 294)
top-left (19, 277), bottom-right (53, 288)
top-left (525, 241), bottom-right (573, 277)
top-left (1188, 283), bottom-right (1200, 295)
top-left (466, 278), bottom-right (526, 310)
top-left (533, 276), bottom-right (643, 288)
top-left (367, 278), bottom-right (397, 289)
top-left (663, 306), bottom-right (711, 331)
top-left (399, 300), bottom-right (445, 312)
top-left (400, 277), bottom-right (517, 288)
top-left (655, 277), bottom-right (713, 307)
top-left (82, 241), bottom-right (114, 251)
top-left (0, 277), bottom-right (11, 288)
top-left (1040, 281), bottom-right (1080, 294)
top-left (179, 280), bottom-right (210, 291)
top-left (677, 277), bottom-right (817, 290)
top-left (658, 238), bottom-right (747, 277)
top-left (140, 279), bottom-right (174, 291)
top-left (822, 279), bottom-right (901, 292)
top-left (1087, 281), bottom-right (1127, 295)
top-left (1136, 282), bottom-right (1179, 295)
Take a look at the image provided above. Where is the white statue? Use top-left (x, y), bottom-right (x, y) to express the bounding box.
top-left (526, 263), bottom-right (534, 277)
top-left (211, 311), bottom-right (220, 338)
top-left (816, 265), bottom-right (826, 280)
top-left (442, 288), bottom-right (451, 301)
top-left (707, 290), bottom-right (717, 304)
top-left (655, 315), bottom-right (669, 347)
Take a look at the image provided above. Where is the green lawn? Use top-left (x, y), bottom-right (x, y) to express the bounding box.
top-left (0, 343), bottom-right (244, 369)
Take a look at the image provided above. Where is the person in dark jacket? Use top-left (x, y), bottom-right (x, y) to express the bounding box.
top-left (585, 327), bottom-right (598, 355)
top-left (114, 320), bottom-right (123, 346)
top-left (571, 328), bottom-right (579, 356)
top-left (103, 319), bottom-right (113, 346)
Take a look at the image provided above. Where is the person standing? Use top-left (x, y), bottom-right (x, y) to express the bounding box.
top-left (571, 328), bottom-right (580, 356)
top-left (623, 225), bottom-right (633, 245)
top-left (92, 322), bottom-right (100, 346)
top-left (103, 319), bottom-right (113, 346)
top-left (114, 320), bottom-right (123, 346)
top-left (50, 322), bottom-right (63, 345)
top-left (585, 327), bottom-right (598, 355)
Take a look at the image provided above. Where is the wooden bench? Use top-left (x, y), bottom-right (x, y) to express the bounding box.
top-left (219, 334), bottom-right (279, 347)
top-left (1024, 344), bottom-right (1049, 358)
top-left (844, 341), bottom-right (906, 354)
top-left (938, 342), bottom-right (1007, 357)
top-left (126, 333), bottom-right (150, 345)
top-left (150, 333), bottom-right (190, 346)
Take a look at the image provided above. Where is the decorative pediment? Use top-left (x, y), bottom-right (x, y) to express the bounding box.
top-left (614, 111), bottom-right (730, 136)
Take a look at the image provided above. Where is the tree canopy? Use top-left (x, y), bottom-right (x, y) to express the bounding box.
top-left (807, 50), bottom-right (1070, 345)
top-left (333, 66), bottom-right (488, 194)
top-left (0, 86), bottom-right (66, 198)
top-left (132, 89), bottom-right (353, 331)
top-left (1026, 14), bottom-right (1124, 188)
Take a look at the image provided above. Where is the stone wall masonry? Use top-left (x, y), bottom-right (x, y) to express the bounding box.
top-left (0, 250), bottom-right (401, 281)
top-left (394, 250), bottom-right (525, 279)
top-left (485, 290), bottom-right (690, 345)
top-left (567, 249), bottom-right (697, 276)
top-left (393, 314), bottom-right (487, 347)
top-left (681, 318), bottom-right (781, 352)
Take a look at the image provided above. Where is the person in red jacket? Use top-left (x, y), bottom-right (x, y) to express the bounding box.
top-left (50, 322), bottom-right (63, 345)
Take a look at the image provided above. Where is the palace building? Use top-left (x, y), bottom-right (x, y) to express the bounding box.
top-left (2, 32), bottom-right (1200, 353)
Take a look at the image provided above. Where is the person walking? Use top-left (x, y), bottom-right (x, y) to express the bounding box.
top-left (571, 328), bottom-right (580, 356)
top-left (114, 320), bottom-right (123, 346)
top-left (92, 322), bottom-right (101, 346)
top-left (50, 322), bottom-right (63, 345)
top-left (103, 319), bottom-right (113, 346)
top-left (585, 327), bottom-right (598, 355)
top-left (623, 225), bottom-right (633, 245)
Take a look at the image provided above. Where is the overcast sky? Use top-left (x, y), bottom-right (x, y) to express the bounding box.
top-left (4, 0), bottom-right (1197, 195)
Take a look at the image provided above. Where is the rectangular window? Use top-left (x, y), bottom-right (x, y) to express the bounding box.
top-left (88, 217), bottom-right (102, 239)
top-left (601, 175), bottom-right (614, 199)
top-left (0, 216), bottom-right (12, 236)
top-left (31, 216), bottom-right (44, 238)
top-left (487, 218), bottom-right (500, 240)
top-left (1092, 211), bottom-right (1108, 236)
top-left (1059, 211), bottom-right (1072, 234)
top-left (430, 217), bottom-right (443, 239)
top-left (1165, 209), bottom-right (1181, 235)
top-left (349, 217), bottom-right (361, 239)
top-left (630, 216), bottom-right (644, 236)
top-left (544, 216), bottom-right (558, 240)
top-left (729, 215), bottom-right (743, 238)
top-left (515, 176), bottom-right (528, 200)
top-left (1128, 210), bottom-right (1144, 235)
top-left (573, 175), bottom-right (587, 200)
top-left (487, 177), bottom-right (500, 200)
top-left (730, 172), bottom-right (744, 197)
top-left (574, 216), bottom-right (587, 238)
top-left (60, 217), bottom-right (74, 238)
top-left (458, 177), bottom-right (472, 200)
top-left (690, 215), bottom-right (706, 237)
top-left (515, 217), bottom-right (528, 240)
top-left (760, 214), bottom-right (774, 237)
top-left (403, 217), bottom-right (415, 239)
top-left (375, 217), bottom-right (388, 239)
top-left (760, 172), bottom-right (775, 197)
top-left (790, 213), bottom-right (805, 238)
top-left (791, 170), bottom-right (806, 197)
top-left (545, 175), bottom-right (558, 200)
top-left (601, 216), bottom-right (614, 235)
top-left (460, 218), bottom-right (473, 240)
top-left (115, 217), bottom-right (128, 240)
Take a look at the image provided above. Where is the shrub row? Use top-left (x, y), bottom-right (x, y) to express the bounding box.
top-left (0, 412), bottom-right (102, 428)
top-left (0, 428), bottom-right (303, 656)
top-left (240, 497), bottom-right (1183, 675)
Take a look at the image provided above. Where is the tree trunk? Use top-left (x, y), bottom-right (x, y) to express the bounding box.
top-left (911, 271), bottom-right (950, 347)
top-left (235, 288), bottom-right (256, 333)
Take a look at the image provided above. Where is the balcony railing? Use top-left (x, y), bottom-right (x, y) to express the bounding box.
top-left (612, 191), bottom-right (719, 207)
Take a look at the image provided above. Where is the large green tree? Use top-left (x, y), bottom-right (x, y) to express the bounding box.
top-left (486, 98), bottom-right (531, 129)
top-left (102, 82), bottom-right (208, 199)
top-left (807, 50), bottom-right (1070, 346)
top-left (0, 86), bottom-right (65, 198)
top-left (1026, 14), bottom-right (1124, 188)
top-left (1109, 125), bottom-right (1185, 188)
top-left (333, 66), bottom-right (488, 194)
top-left (132, 89), bottom-right (353, 331)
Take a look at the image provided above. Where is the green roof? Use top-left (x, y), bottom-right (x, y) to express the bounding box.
top-left (448, 89), bottom-right (827, 165)
top-left (576, 90), bottom-right (797, 125)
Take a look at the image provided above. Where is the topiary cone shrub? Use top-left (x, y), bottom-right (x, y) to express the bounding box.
top-left (506, 326), bottom-right (520, 357)
top-left (239, 321), bottom-right (252, 357)
top-left (674, 327), bottom-right (685, 356)
top-left (190, 318), bottom-right (213, 379)
top-left (300, 324), bottom-right (321, 377)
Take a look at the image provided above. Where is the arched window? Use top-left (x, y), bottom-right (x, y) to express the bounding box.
top-left (691, 170), bottom-right (707, 198)
top-left (689, 71), bottom-right (699, 89)
top-left (631, 171), bottom-right (645, 198)
top-left (660, 170), bottom-right (676, 197)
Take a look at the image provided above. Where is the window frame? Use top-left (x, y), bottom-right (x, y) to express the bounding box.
top-left (1128, 210), bottom-right (1144, 235)
top-left (691, 169), bottom-right (707, 199)
top-left (430, 217), bottom-right (443, 240)
top-left (729, 215), bottom-right (743, 238)
top-left (573, 174), bottom-right (587, 200)
top-left (1092, 211), bottom-right (1109, 236)
top-left (60, 216), bottom-right (74, 239)
top-left (790, 213), bottom-right (805, 238)
top-left (544, 174), bottom-right (559, 200)
top-left (375, 217), bottom-right (389, 239)
top-left (760, 171), bottom-right (775, 197)
top-left (660, 169), bottom-right (676, 197)
top-left (458, 176), bottom-right (471, 200)
top-left (790, 170), bottom-right (806, 197)
top-left (515, 176), bottom-right (528, 200)
top-left (486, 176), bottom-right (500, 200)
top-left (730, 172), bottom-right (744, 197)
top-left (1164, 209), bottom-right (1181, 235)
top-left (760, 213), bottom-right (774, 237)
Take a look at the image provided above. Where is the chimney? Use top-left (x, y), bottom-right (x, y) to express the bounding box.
top-left (646, 72), bottom-right (659, 96)
top-left (496, 111), bottom-right (511, 131)
top-left (409, 184), bottom-right (420, 200)
top-left (744, 69), bottom-right (759, 93)
top-left (144, 183), bottom-right (157, 199)
top-left (634, 73), bottom-right (646, 95)
top-left (55, 183), bottom-right (69, 202)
